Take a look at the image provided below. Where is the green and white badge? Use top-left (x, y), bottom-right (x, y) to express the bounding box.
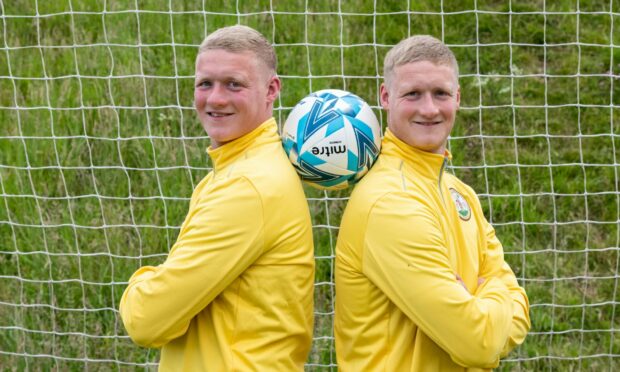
top-left (449, 188), bottom-right (471, 221)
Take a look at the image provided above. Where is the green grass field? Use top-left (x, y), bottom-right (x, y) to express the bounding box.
top-left (1, 0), bottom-right (620, 370)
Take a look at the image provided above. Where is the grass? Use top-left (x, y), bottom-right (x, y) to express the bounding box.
top-left (1, 0), bottom-right (620, 370)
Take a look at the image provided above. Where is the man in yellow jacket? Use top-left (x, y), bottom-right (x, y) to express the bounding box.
top-left (120, 25), bottom-right (314, 371)
top-left (335, 35), bottom-right (530, 371)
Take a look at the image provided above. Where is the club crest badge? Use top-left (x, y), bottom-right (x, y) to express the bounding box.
top-left (449, 188), bottom-right (471, 221)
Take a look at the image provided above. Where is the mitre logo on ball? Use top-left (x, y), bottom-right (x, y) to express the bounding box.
top-left (282, 89), bottom-right (382, 190)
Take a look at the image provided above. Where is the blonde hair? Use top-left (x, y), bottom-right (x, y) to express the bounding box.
top-left (383, 35), bottom-right (458, 87)
top-left (198, 25), bottom-right (277, 75)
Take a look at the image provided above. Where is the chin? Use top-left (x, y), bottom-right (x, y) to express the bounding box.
top-left (206, 131), bottom-right (229, 144)
top-left (413, 142), bottom-right (444, 154)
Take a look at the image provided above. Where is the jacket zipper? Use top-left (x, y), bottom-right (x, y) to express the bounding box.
top-left (438, 156), bottom-right (448, 207)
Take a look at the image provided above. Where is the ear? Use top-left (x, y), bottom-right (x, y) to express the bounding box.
top-left (379, 83), bottom-right (390, 110)
top-left (455, 84), bottom-right (461, 110)
top-left (266, 75), bottom-right (281, 104)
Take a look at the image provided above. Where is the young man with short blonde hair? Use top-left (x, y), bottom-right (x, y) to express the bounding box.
top-left (335, 35), bottom-right (530, 371)
top-left (120, 25), bottom-right (314, 371)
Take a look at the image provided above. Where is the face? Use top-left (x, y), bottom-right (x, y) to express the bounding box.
top-left (380, 60), bottom-right (460, 155)
top-left (194, 49), bottom-right (280, 149)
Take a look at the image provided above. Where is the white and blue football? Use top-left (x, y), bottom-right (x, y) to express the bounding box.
top-left (282, 89), bottom-right (382, 190)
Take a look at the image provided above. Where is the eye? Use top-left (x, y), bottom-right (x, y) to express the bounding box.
top-left (227, 80), bottom-right (243, 89)
top-left (435, 89), bottom-right (452, 98)
top-left (404, 91), bottom-right (419, 98)
top-left (196, 80), bottom-right (211, 89)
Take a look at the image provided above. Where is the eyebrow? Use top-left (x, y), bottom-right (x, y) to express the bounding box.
top-left (194, 72), bottom-right (248, 82)
top-left (400, 81), bottom-right (455, 91)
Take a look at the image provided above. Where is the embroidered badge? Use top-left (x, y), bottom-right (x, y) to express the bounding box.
top-left (449, 188), bottom-right (471, 221)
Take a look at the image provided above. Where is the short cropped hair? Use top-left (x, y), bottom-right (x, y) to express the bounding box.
top-left (199, 25), bottom-right (277, 75)
top-left (383, 35), bottom-right (458, 87)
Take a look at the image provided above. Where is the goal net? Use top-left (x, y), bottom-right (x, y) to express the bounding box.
top-left (1, 1), bottom-right (618, 370)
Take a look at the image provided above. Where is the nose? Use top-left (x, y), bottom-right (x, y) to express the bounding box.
top-left (206, 83), bottom-right (228, 107)
top-left (418, 93), bottom-right (440, 118)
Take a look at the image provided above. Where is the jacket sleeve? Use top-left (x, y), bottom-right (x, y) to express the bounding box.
top-left (362, 193), bottom-right (513, 368)
top-left (479, 220), bottom-right (531, 357)
top-left (119, 177), bottom-right (264, 348)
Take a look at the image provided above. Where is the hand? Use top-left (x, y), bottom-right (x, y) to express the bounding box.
top-left (455, 274), bottom-right (468, 292)
top-left (455, 274), bottom-right (486, 294)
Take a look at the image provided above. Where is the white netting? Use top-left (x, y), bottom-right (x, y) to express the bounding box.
top-left (1, 0), bottom-right (619, 370)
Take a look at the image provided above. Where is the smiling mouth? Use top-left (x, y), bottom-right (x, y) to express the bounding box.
top-left (208, 112), bottom-right (233, 117)
top-left (414, 121), bottom-right (441, 126)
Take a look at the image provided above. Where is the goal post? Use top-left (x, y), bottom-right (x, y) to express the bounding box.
top-left (1, 1), bottom-right (619, 370)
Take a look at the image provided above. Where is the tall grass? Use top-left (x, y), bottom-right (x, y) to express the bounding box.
top-left (1, 0), bottom-right (619, 370)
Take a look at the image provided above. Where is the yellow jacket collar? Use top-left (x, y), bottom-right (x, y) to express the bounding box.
top-left (381, 129), bottom-right (452, 180)
top-left (207, 118), bottom-right (279, 171)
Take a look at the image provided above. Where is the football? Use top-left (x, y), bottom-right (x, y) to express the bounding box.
top-left (282, 89), bottom-right (382, 190)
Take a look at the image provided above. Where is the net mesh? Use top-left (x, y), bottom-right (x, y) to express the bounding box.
top-left (1, 0), bottom-right (619, 370)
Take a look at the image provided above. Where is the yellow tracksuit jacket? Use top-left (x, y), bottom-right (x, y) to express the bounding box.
top-left (335, 129), bottom-right (530, 371)
top-left (120, 118), bottom-right (314, 371)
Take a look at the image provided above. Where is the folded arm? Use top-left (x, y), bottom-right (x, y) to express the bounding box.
top-left (119, 177), bottom-right (264, 347)
top-left (479, 220), bottom-right (531, 357)
top-left (362, 193), bottom-right (513, 368)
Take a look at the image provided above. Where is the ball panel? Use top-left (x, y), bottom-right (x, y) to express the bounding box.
top-left (352, 123), bottom-right (379, 170)
top-left (346, 150), bottom-right (359, 174)
top-left (299, 150), bottom-right (353, 177)
top-left (357, 103), bottom-right (382, 147)
top-left (310, 161), bottom-right (354, 177)
top-left (296, 157), bottom-right (345, 186)
top-left (351, 107), bottom-right (379, 141)
top-left (304, 128), bottom-right (350, 171)
top-left (282, 99), bottom-right (308, 137)
top-left (339, 94), bottom-right (364, 117)
top-left (282, 136), bottom-right (297, 159)
top-left (299, 97), bottom-right (340, 145)
top-left (298, 123), bottom-right (330, 155)
top-left (298, 151), bottom-right (326, 167)
top-left (325, 118), bottom-right (345, 137)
